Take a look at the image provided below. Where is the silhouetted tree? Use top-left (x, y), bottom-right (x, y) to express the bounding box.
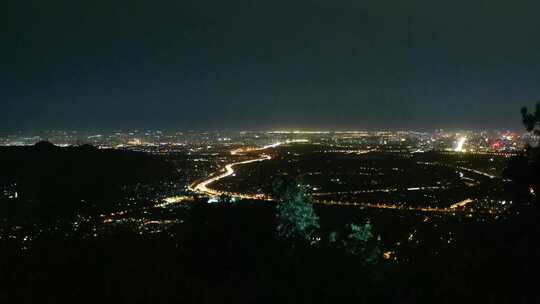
top-left (521, 102), bottom-right (540, 135)
top-left (272, 177), bottom-right (319, 242)
top-left (504, 102), bottom-right (540, 204)
top-left (342, 222), bottom-right (381, 264)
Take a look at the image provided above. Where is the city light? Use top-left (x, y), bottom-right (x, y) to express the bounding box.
top-left (454, 136), bottom-right (467, 152)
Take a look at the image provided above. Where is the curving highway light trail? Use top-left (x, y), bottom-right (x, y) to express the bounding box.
top-left (190, 154), bottom-right (271, 199)
top-left (189, 140), bottom-right (308, 199)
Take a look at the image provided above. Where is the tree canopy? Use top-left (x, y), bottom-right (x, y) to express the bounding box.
top-left (521, 102), bottom-right (540, 135)
top-left (272, 177), bottom-right (319, 242)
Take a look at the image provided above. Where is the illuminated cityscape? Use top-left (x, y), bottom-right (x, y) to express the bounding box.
top-left (0, 128), bottom-right (525, 238)
top-left (0, 127), bottom-right (537, 302)
top-left (4, 0), bottom-right (540, 302)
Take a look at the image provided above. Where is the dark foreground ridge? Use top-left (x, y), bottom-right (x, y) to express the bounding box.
top-left (2, 202), bottom-right (540, 303)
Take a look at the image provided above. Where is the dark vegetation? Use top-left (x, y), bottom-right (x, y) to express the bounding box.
top-left (1, 204), bottom-right (386, 303)
top-left (505, 102), bottom-right (540, 204)
top-left (0, 142), bottom-right (176, 220)
top-left (2, 201), bottom-right (540, 303)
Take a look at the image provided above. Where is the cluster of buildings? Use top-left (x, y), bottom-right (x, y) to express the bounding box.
top-left (0, 129), bottom-right (529, 154)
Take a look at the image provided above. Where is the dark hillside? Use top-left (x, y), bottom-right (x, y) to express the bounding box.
top-left (0, 142), bottom-right (176, 216)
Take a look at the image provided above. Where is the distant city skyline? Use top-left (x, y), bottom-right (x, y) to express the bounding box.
top-left (0, 127), bottom-right (528, 135)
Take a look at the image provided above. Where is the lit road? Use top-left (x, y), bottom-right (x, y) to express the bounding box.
top-left (190, 154), bottom-right (271, 198)
top-left (189, 139), bottom-right (308, 199)
top-left (450, 198), bottom-right (474, 209)
top-left (455, 136), bottom-right (467, 152)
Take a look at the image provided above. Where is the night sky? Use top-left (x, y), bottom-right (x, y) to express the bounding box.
top-left (2, 0), bottom-right (540, 131)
